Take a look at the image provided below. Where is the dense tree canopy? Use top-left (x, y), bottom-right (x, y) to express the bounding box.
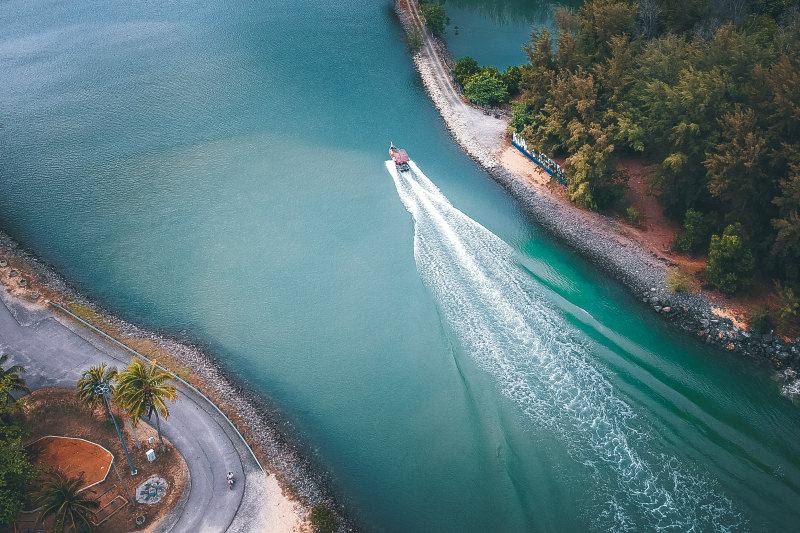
top-left (0, 369), bottom-right (36, 526)
top-left (508, 0), bottom-right (800, 291)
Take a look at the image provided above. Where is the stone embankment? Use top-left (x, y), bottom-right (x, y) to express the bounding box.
top-left (394, 0), bottom-right (800, 396)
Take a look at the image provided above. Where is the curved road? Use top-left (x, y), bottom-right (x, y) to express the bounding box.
top-left (0, 290), bottom-right (259, 532)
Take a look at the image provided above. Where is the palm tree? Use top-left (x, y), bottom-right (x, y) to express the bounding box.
top-left (35, 471), bottom-right (100, 533)
top-left (76, 364), bottom-right (137, 475)
top-left (114, 359), bottom-right (177, 453)
top-left (0, 353), bottom-right (30, 404)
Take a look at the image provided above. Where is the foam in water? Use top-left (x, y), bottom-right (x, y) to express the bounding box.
top-left (387, 161), bottom-right (745, 531)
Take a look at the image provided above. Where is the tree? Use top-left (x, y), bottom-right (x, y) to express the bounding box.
top-left (554, 7), bottom-right (581, 70)
top-left (564, 125), bottom-right (618, 209)
top-left (406, 27), bottom-right (423, 55)
top-left (636, 0), bottom-right (662, 38)
top-left (576, 0), bottom-right (637, 62)
top-left (35, 472), bottom-right (99, 533)
top-left (453, 57), bottom-right (479, 86)
top-left (77, 364), bottom-right (137, 475)
top-left (420, 3), bottom-right (447, 37)
top-left (464, 71), bottom-right (509, 106)
top-left (114, 360), bottom-right (177, 453)
top-left (771, 160), bottom-right (800, 281)
top-left (672, 208), bottom-right (713, 254)
top-left (501, 65), bottom-right (522, 95)
top-left (0, 354), bottom-right (30, 405)
top-left (706, 223), bottom-right (756, 294)
top-left (774, 281), bottom-right (800, 329)
top-left (704, 105), bottom-right (771, 230)
top-left (0, 380), bottom-right (37, 525)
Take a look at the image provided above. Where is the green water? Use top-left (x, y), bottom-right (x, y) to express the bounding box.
top-left (443, 0), bottom-right (582, 70)
top-left (1, 1), bottom-right (799, 531)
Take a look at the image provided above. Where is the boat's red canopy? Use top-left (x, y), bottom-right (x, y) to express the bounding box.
top-left (393, 149), bottom-right (409, 163)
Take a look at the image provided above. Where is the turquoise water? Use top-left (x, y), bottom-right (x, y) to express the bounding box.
top-left (1, 1), bottom-right (799, 531)
top-left (443, 0), bottom-right (581, 70)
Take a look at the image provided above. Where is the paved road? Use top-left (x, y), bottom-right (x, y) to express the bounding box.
top-left (0, 291), bottom-right (260, 532)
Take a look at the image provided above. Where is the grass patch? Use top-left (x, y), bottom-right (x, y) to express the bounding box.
top-left (66, 302), bottom-right (105, 323)
top-left (311, 503), bottom-right (337, 533)
top-left (665, 269), bottom-right (693, 293)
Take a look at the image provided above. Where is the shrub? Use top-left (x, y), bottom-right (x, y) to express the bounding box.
top-left (509, 102), bottom-right (534, 132)
top-left (420, 3), bottom-right (447, 36)
top-left (672, 208), bottom-right (712, 255)
top-left (502, 65), bottom-right (522, 95)
top-left (311, 503), bottom-right (337, 533)
top-left (749, 306), bottom-right (774, 334)
top-left (775, 281), bottom-right (799, 329)
top-left (705, 223), bottom-right (755, 294)
top-left (406, 27), bottom-right (423, 55)
top-left (665, 269), bottom-right (693, 293)
top-left (593, 170), bottom-right (629, 211)
top-left (453, 57), bottom-right (479, 86)
top-left (625, 206), bottom-right (644, 227)
top-left (464, 71), bottom-right (509, 106)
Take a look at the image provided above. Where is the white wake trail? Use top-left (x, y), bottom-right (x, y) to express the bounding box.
top-left (387, 160), bottom-right (744, 532)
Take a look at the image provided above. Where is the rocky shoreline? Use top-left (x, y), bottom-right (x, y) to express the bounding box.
top-left (0, 229), bottom-right (357, 531)
top-left (394, 0), bottom-right (800, 397)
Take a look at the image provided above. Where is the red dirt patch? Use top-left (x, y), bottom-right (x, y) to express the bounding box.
top-left (3, 388), bottom-right (188, 533)
top-left (27, 436), bottom-right (113, 490)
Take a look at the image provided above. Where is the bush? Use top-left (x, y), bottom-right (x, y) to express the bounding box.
top-left (453, 57), bottom-right (479, 86)
top-left (706, 223), bottom-right (755, 294)
top-left (406, 27), bottom-right (423, 55)
top-left (625, 206), bottom-right (643, 227)
top-left (421, 3), bottom-right (447, 36)
top-left (672, 208), bottom-right (712, 255)
top-left (311, 503), bottom-right (337, 533)
top-left (464, 71), bottom-right (509, 106)
top-left (502, 65), bottom-right (522, 95)
top-left (665, 269), bottom-right (693, 293)
top-left (593, 170), bottom-right (629, 211)
top-left (749, 306), bottom-right (774, 333)
top-left (775, 281), bottom-right (799, 329)
top-left (510, 102), bottom-right (534, 132)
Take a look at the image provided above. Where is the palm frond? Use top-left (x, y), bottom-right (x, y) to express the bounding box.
top-left (114, 359), bottom-right (177, 425)
top-left (35, 471), bottom-right (99, 533)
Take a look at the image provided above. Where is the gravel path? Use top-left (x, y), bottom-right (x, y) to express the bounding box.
top-left (404, 0), bottom-right (506, 166)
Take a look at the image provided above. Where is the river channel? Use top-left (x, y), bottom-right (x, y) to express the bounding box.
top-left (1, 1), bottom-right (798, 531)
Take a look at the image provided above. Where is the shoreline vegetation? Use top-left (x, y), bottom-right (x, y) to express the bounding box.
top-left (0, 231), bottom-right (355, 532)
top-left (395, 0), bottom-right (800, 397)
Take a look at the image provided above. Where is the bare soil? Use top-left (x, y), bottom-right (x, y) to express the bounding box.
top-left (27, 436), bottom-right (114, 491)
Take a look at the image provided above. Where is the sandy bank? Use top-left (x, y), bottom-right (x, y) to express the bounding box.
top-left (394, 0), bottom-right (800, 395)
